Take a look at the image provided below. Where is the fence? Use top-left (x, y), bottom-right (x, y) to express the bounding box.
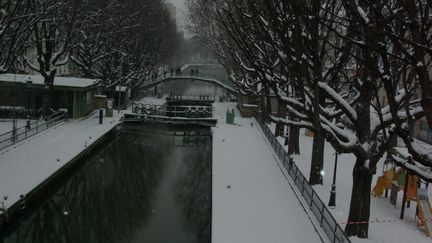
top-left (0, 112), bottom-right (68, 151)
top-left (132, 103), bottom-right (213, 119)
top-left (254, 111), bottom-right (351, 243)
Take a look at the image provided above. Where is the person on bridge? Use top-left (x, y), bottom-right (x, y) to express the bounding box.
top-left (191, 69), bottom-right (194, 76)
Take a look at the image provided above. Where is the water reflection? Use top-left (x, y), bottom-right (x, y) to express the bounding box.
top-left (2, 125), bottom-right (212, 243)
top-left (174, 148), bottom-right (212, 242)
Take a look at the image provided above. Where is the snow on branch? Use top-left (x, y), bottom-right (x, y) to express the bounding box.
top-left (318, 81), bottom-right (358, 122)
top-left (320, 114), bottom-right (358, 149)
top-left (270, 115), bottom-right (314, 130)
top-left (390, 150), bottom-right (432, 181)
top-left (23, 55), bottom-right (40, 72)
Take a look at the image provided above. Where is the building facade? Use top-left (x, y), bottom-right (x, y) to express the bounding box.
top-left (0, 74), bottom-right (97, 119)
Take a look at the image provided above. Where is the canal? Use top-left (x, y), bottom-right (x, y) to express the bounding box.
top-left (1, 124), bottom-right (212, 243)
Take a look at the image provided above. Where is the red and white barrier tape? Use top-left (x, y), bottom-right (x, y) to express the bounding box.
top-left (340, 218), bottom-right (430, 225)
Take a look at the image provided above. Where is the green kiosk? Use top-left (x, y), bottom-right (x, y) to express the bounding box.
top-left (106, 99), bottom-right (114, 117)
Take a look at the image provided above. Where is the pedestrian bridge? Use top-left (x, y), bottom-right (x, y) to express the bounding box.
top-left (141, 75), bottom-right (238, 94)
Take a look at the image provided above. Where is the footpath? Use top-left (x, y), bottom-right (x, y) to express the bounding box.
top-left (0, 111), bottom-right (120, 215)
top-left (212, 102), bottom-right (326, 243)
top-left (266, 123), bottom-right (432, 243)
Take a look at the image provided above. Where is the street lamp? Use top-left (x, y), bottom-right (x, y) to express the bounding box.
top-left (117, 84), bottom-right (122, 114)
top-left (26, 77), bottom-right (32, 129)
top-left (11, 73), bottom-right (17, 142)
top-left (118, 52), bottom-right (127, 114)
top-left (328, 152), bottom-right (338, 207)
top-left (11, 91), bottom-right (17, 142)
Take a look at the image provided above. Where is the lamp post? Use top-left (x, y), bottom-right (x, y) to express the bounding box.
top-left (11, 73), bottom-right (17, 142)
top-left (328, 152), bottom-right (338, 207)
top-left (26, 77), bottom-right (32, 129)
top-left (118, 53), bottom-right (127, 114)
top-left (11, 91), bottom-right (17, 142)
top-left (117, 83), bottom-right (122, 114)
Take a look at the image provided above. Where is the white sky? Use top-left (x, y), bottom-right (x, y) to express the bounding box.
top-left (166, 0), bottom-right (187, 32)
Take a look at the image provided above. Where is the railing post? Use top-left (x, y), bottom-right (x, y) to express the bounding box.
top-left (310, 191), bottom-right (314, 209)
top-left (333, 223), bottom-right (338, 243)
top-left (320, 203), bottom-right (325, 226)
top-left (301, 176), bottom-right (306, 194)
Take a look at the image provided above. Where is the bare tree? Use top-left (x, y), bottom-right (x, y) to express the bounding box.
top-left (24, 0), bottom-right (86, 116)
top-left (0, 0), bottom-right (37, 73)
top-left (188, 0), bottom-right (429, 238)
top-left (72, 0), bottom-right (180, 98)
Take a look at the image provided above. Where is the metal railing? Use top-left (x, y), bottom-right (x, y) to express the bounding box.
top-left (0, 112), bottom-right (68, 151)
top-left (132, 103), bottom-right (213, 118)
top-left (166, 95), bottom-right (215, 102)
top-left (253, 111), bottom-right (351, 243)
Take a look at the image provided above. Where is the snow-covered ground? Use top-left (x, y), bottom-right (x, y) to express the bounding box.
top-left (2, 96), bottom-right (425, 242)
top-left (267, 123), bottom-right (432, 243)
top-left (135, 96), bottom-right (167, 106)
top-left (0, 111), bottom-right (120, 212)
top-left (212, 102), bottom-right (326, 243)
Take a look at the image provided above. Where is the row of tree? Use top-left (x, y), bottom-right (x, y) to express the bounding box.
top-left (187, 0), bottom-right (432, 238)
top-left (0, 0), bottom-right (180, 115)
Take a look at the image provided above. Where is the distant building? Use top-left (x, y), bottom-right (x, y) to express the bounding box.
top-left (22, 47), bottom-right (80, 77)
top-left (166, 2), bottom-right (177, 27)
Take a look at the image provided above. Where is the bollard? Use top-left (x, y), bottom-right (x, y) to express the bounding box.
top-left (99, 108), bottom-right (103, 124)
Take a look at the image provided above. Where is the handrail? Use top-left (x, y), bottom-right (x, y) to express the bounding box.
top-left (142, 75), bottom-right (238, 93)
top-left (131, 102), bottom-right (214, 118)
top-left (253, 109), bottom-right (351, 243)
top-left (166, 95), bottom-right (215, 102)
top-left (0, 112), bottom-right (68, 151)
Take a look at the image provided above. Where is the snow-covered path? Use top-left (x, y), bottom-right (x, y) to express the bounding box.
top-left (0, 111), bottom-right (120, 212)
top-left (212, 102), bottom-right (325, 243)
top-left (265, 122), bottom-right (432, 243)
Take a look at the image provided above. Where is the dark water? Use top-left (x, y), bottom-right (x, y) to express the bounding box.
top-left (3, 125), bottom-right (212, 243)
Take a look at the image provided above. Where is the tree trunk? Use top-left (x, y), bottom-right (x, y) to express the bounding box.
top-left (288, 126), bottom-right (300, 155)
top-left (275, 123), bottom-right (285, 137)
top-left (266, 94), bottom-right (272, 124)
top-left (42, 76), bottom-right (55, 117)
top-left (309, 132), bottom-right (325, 185)
top-left (345, 159), bottom-right (373, 238)
top-left (260, 91), bottom-right (268, 123)
top-left (275, 98), bottom-right (286, 137)
top-left (308, 1), bottom-right (326, 186)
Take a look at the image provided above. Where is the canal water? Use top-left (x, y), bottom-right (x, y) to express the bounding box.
top-left (2, 125), bottom-right (212, 243)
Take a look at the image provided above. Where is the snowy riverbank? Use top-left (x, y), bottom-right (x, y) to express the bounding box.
top-left (0, 111), bottom-right (121, 214)
top-left (212, 102), bottom-right (326, 243)
top-left (267, 123), bottom-right (431, 243)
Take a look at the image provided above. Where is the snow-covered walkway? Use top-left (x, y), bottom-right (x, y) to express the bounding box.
top-left (266, 123), bottom-right (432, 243)
top-left (212, 102), bottom-right (325, 243)
top-left (0, 111), bottom-right (120, 212)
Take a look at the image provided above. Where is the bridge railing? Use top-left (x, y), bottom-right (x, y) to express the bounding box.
top-left (166, 95), bottom-right (215, 102)
top-left (132, 103), bottom-right (213, 118)
top-left (142, 74), bottom-right (237, 94)
top-left (253, 110), bottom-right (351, 243)
top-left (0, 111), bottom-right (68, 151)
